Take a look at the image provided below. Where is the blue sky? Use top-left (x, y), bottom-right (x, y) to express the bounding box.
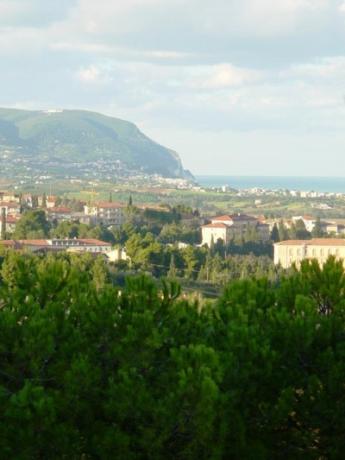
top-left (1, 0), bottom-right (345, 175)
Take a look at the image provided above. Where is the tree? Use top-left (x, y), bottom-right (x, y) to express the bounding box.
top-left (128, 194), bottom-right (133, 207)
top-left (312, 217), bottom-right (324, 238)
top-left (0, 252), bottom-right (345, 457)
top-left (1, 208), bottom-right (6, 240)
top-left (270, 223), bottom-right (279, 242)
top-left (289, 219), bottom-right (311, 240)
top-left (41, 192), bottom-right (47, 208)
top-left (13, 210), bottom-right (50, 239)
top-left (167, 254), bottom-right (177, 279)
top-left (278, 220), bottom-right (289, 241)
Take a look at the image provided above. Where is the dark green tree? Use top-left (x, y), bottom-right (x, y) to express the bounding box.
top-left (41, 192), bottom-right (47, 208)
top-left (311, 217), bottom-right (324, 238)
top-left (13, 210), bottom-right (50, 239)
top-left (270, 223), bottom-right (279, 242)
top-left (1, 208), bottom-right (6, 240)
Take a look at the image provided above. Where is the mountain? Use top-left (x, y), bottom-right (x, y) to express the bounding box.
top-left (0, 108), bottom-right (193, 180)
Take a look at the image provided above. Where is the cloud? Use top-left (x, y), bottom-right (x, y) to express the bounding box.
top-left (0, 0), bottom-right (76, 27)
top-left (197, 64), bottom-right (262, 89)
top-left (76, 65), bottom-right (110, 84)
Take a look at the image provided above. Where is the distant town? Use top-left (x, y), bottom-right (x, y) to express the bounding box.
top-left (1, 180), bottom-right (345, 294)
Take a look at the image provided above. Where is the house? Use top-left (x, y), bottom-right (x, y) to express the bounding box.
top-left (46, 196), bottom-right (58, 209)
top-left (0, 192), bottom-right (20, 203)
top-left (106, 247), bottom-right (129, 263)
top-left (201, 213), bottom-right (270, 246)
top-left (0, 215), bottom-right (19, 237)
top-left (21, 193), bottom-right (34, 208)
top-left (46, 206), bottom-right (73, 222)
top-left (274, 239), bottom-right (345, 268)
top-left (84, 202), bottom-right (125, 226)
top-left (0, 201), bottom-right (21, 217)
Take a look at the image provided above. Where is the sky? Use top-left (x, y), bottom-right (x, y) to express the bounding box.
top-left (1, 0), bottom-right (345, 176)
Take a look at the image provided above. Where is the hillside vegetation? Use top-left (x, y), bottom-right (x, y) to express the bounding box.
top-left (0, 108), bottom-right (191, 178)
top-left (0, 251), bottom-right (345, 458)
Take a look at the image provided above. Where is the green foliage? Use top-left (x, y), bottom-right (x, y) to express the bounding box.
top-left (13, 210), bottom-right (50, 239)
top-left (1, 207), bottom-right (6, 240)
top-left (311, 217), bottom-right (325, 238)
top-left (0, 253), bottom-right (345, 457)
top-left (270, 223), bottom-right (279, 242)
top-left (0, 107), bottom-right (188, 178)
top-left (0, 253), bottom-right (344, 457)
top-left (289, 219), bottom-right (311, 240)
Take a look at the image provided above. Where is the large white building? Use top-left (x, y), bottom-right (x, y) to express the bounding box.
top-left (201, 213), bottom-right (270, 246)
top-left (0, 238), bottom-right (112, 254)
top-left (274, 239), bottom-right (345, 268)
top-left (84, 202), bottom-right (125, 226)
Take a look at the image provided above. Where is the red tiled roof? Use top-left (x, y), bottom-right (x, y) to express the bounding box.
top-left (202, 223), bottom-right (229, 229)
top-left (0, 240), bottom-right (19, 248)
top-left (211, 215), bottom-right (233, 221)
top-left (20, 240), bottom-right (50, 246)
top-left (6, 216), bottom-right (18, 223)
top-left (0, 201), bottom-right (20, 207)
top-left (212, 213), bottom-right (257, 222)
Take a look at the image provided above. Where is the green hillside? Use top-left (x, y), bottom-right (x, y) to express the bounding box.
top-left (0, 108), bottom-right (192, 179)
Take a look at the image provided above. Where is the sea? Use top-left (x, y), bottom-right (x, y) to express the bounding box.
top-left (196, 176), bottom-right (345, 194)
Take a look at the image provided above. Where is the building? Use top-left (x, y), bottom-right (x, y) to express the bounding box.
top-left (0, 192), bottom-right (20, 203)
top-left (0, 201), bottom-right (21, 217)
top-left (274, 239), bottom-right (345, 268)
top-left (0, 238), bottom-right (112, 254)
top-left (0, 215), bottom-right (19, 237)
top-left (84, 202), bottom-right (125, 226)
top-left (107, 247), bottom-right (129, 263)
top-left (46, 207), bottom-right (73, 222)
top-left (201, 213), bottom-right (270, 246)
top-left (46, 196), bottom-right (58, 209)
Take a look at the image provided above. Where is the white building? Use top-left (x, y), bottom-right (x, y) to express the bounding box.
top-left (201, 213), bottom-right (270, 246)
top-left (84, 202), bottom-right (125, 226)
top-left (0, 215), bottom-right (19, 237)
top-left (0, 201), bottom-right (21, 217)
top-left (274, 239), bottom-right (345, 268)
top-left (0, 238), bottom-right (112, 254)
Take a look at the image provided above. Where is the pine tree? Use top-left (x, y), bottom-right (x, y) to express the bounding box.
top-left (167, 254), bottom-right (177, 279)
top-left (278, 220), bottom-right (289, 241)
top-left (1, 208), bottom-right (6, 240)
top-left (312, 217), bottom-right (324, 238)
top-left (270, 223), bottom-right (280, 242)
top-left (42, 192), bottom-right (47, 209)
top-left (128, 195), bottom-right (133, 207)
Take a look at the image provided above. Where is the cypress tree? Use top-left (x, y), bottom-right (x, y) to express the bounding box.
top-left (1, 208), bottom-right (6, 240)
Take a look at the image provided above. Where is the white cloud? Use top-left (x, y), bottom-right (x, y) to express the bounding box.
top-left (197, 64), bottom-right (262, 89)
top-left (77, 65), bottom-right (104, 83)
